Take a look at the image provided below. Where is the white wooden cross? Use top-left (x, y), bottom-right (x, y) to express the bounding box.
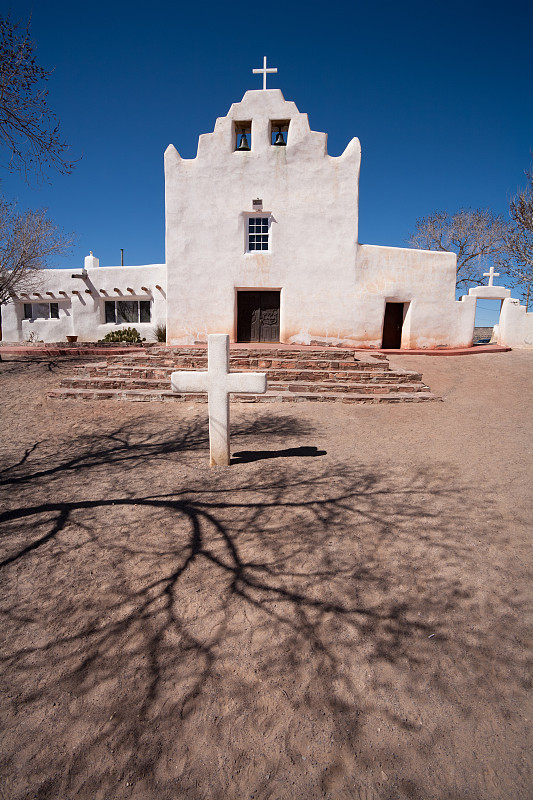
top-left (253, 56), bottom-right (277, 90)
top-left (483, 266), bottom-right (500, 286)
top-left (170, 334), bottom-right (267, 466)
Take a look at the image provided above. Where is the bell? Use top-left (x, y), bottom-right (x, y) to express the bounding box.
top-left (273, 130), bottom-right (286, 146)
top-left (237, 133), bottom-right (250, 151)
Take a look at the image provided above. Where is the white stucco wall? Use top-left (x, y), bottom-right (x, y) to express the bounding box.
top-left (354, 245), bottom-right (475, 348)
top-left (2, 261), bottom-right (166, 343)
top-left (165, 88), bottom-right (362, 345)
top-left (498, 297), bottom-right (533, 348)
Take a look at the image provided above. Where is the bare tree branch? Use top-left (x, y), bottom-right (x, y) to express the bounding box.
top-left (407, 209), bottom-right (509, 289)
top-left (0, 13), bottom-right (76, 182)
top-left (0, 200), bottom-right (74, 304)
top-left (498, 164), bottom-right (533, 310)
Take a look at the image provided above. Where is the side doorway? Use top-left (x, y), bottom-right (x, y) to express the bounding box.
top-left (237, 291), bottom-right (280, 343)
top-left (382, 302), bottom-right (406, 349)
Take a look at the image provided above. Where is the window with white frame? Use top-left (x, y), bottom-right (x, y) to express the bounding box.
top-left (247, 216), bottom-right (270, 251)
top-left (23, 302), bottom-right (59, 319)
top-left (104, 300), bottom-right (151, 324)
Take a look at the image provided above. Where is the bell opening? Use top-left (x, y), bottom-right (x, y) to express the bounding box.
top-left (235, 121), bottom-right (252, 152)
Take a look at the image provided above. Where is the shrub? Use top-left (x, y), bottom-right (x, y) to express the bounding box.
top-left (152, 323), bottom-right (166, 343)
top-left (99, 327), bottom-right (145, 343)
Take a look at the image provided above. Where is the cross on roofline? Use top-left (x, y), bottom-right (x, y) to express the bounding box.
top-left (483, 266), bottom-right (500, 287)
top-left (252, 56), bottom-right (278, 90)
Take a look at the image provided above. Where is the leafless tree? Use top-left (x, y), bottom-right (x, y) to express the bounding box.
top-left (408, 208), bottom-right (509, 289)
top-left (0, 200), bottom-right (74, 305)
top-left (498, 165), bottom-right (533, 311)
top-left (0, 13), bottom-right (75, 181)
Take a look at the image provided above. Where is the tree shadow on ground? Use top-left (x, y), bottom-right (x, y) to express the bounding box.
top-left (0, 416), bottom-right (530, 800)
top-left (0, 412), bottom-right (313, 486)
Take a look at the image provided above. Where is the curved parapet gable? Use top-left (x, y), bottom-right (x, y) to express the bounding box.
top-left (334, 136), bottom-right (361, 166)
top-left (164, 143), bottom-right (181, 157)
top-left (164, 144), bottom-right (182, 169)
top-left (164, 89), bottom-right (353, 162)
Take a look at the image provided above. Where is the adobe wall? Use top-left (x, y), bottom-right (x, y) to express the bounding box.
top-left (498, 297), bottom-right (533, 348)
top-left (2, 260), bottom-right (166, 343)
top-left (352, 245), bottom-right (475, 349)
top-left (165, 89), bottom-right (361, 345)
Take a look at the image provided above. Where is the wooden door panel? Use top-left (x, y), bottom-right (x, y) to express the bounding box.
top-left (250, 307), bottom-right (261, 342)
top-left (259, 292), bottom-right (280, 342)
top-left (237, 292), bottom-right (258, 342)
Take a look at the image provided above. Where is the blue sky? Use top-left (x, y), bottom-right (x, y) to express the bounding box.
top-left (2, 0), bottom-right (532, 325)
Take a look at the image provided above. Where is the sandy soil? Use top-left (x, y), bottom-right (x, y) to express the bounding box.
top-left (0, 351), bottom-right (532, 800)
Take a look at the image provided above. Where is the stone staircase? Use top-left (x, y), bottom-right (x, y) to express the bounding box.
top-left (47, 346), bottom-right (439, 403)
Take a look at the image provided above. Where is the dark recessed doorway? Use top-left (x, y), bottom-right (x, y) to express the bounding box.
top-left (382, 302), bottom-right (405, 349)
top-left (237, 291), bottom-right (280, 343)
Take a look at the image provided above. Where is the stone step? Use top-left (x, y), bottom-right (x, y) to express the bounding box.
top-left (58, 376), bottom-right (428, 394)
top-left (47, 387), bottom-right (438, 403)
top-left (68, 367), bottom-right (420, 384)
top-left (101, 356), bottom-right (390, 372)
top-left (145, 346), bottom-right (386, 361)
top-left (275, 381), bottom-right (428, 394)
top-left (47, 346), bottom-right (437, 404)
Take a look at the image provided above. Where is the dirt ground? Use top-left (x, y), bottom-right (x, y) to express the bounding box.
top-left (0, 351), bottom-right (532, 800)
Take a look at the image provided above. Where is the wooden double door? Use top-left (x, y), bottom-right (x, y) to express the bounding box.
top-left (237, 291), bottom-right (280, 343)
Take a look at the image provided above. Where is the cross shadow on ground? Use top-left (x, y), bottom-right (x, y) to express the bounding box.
top-left (231, 445), bottom-right (327, 463)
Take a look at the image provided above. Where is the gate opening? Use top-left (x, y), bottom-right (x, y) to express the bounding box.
top-left (473, 299), bottom-right (502, 343)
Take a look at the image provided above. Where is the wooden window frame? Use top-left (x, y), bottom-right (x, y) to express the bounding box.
top-left (104, 300), bottom-right (151, 324)
top-left (23, 302), bottom-right (59, 320)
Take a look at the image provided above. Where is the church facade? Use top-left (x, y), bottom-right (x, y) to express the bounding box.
top-left (2, 81), bottom-right (532, 349)
top-left (165, 87), bottom-right (473, 349)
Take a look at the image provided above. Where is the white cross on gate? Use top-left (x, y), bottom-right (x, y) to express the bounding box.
top-left (170, 334), bottom-right (267, 466)
top-left (483, 266), bottom-right (500, 286)
top-left (252, 56), bottom-right (278, 90)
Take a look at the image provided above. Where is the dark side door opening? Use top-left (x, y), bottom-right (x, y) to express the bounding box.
top-left (382, 302), bottom-right (405, 349)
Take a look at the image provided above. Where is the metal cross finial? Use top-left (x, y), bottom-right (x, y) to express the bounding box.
top-left (253, 56), bottom-right (278, 90)
top-left (483, 266), bottom-right (500, 287)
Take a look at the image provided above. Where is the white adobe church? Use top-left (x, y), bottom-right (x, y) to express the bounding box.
top-left (3, 59), bottom-right (532, 349)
